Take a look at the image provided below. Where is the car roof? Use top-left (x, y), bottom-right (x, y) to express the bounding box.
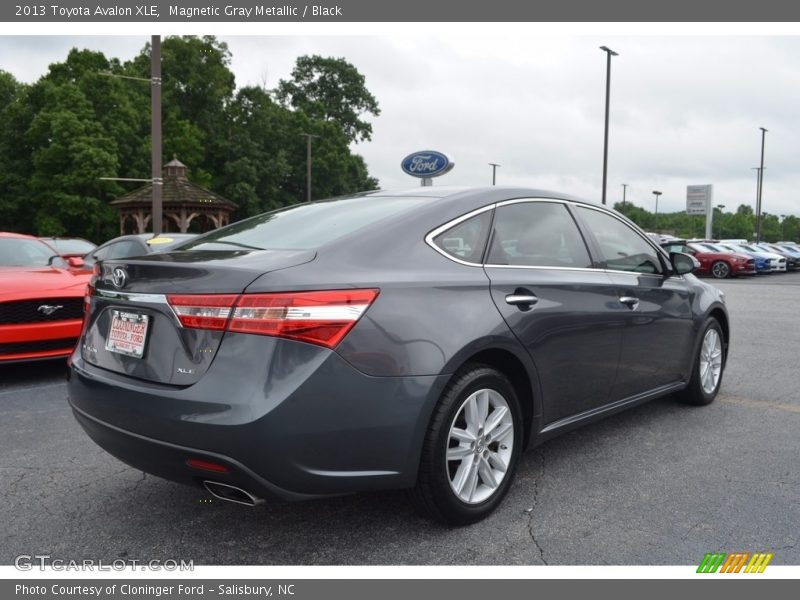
top-left (0, 231), bottom-right (37, 240)
top-left (365, 186), bottom-right (594, 204)
top-left (39, 236), bottom-right (93, 242)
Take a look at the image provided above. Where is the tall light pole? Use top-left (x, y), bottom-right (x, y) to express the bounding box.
top-left (600, 46), bottom-right (618, 205)
top-left (755, 127), bottom-right (767, 242)
top-left (489, 163), bottom-right (501, 186)
top-left (98, 35), bottom-right (162, 235)
top-left (621, 183), bottom-right (628, 212)
top-left (151, 35), bottom-right (162, 235)
top-left (302, 133), bottom-right (320, 203)
top-left (752, 166), bottom-right (764, 239)
top-left (716, 204), bottom-right (725, 239)
top-left (781, 214), bottom-right (787, 240)
top-left (652, 190), bottom-right (662, 231)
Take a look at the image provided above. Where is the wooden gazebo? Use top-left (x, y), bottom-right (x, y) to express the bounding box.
top-left (111, 158), bottom-right (238, 234)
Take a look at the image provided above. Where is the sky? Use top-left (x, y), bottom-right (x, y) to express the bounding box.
top-left (1, 33), bottom-right (799, 217)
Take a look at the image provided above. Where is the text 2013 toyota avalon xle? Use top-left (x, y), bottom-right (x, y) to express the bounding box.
top-left (68, 187), bottom-right (728, 524)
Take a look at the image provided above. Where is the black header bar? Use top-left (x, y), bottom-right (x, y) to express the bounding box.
top-left (3, 0), bottom-right (800, 22)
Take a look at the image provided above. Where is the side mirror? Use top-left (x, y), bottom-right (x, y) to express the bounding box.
top-left (670, 252), bottom-right (699, 275)
top-left (67, 256), bottom-right (85, 268)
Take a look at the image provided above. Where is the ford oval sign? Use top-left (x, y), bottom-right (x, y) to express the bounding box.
top-left (401, 151), bottom-right (454, 178)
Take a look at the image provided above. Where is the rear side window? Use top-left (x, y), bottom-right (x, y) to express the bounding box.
top-left (181, 195), bottom-right (430, 251)
top-left (432, 210), bottom-right (493, 263)
top-left (486, 202), bottom-right (592, 268)
top-left (576, 207), bottom-right (663, 274)
top-left (666, 244), bottom-right (692, 254)
top-left (105, 240), bottom-right (146, 260)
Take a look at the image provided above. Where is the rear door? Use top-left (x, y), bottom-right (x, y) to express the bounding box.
top-left (484, 200), bottom-right (623, 425)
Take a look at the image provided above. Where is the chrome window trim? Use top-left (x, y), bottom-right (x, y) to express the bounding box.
top-left (425, 197), bottom-right (679, 278)
top-left (424, 203), bottom-right (497, 267)
top-left (484, 264), bottom-right (599, 273)
top-left (483, 264), bottom-right (675, 278)
top-left (424, 198), bottom-right (573, 268)
top-left (495, 197), bottom-right (570, 208)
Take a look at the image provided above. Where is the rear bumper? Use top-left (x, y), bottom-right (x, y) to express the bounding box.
top-left (68, 337), bottom-right (447, 499)
top-left (70, 402), bottom-right (318, 502)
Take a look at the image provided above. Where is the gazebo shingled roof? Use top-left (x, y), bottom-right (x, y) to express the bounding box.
top-left (110, 157), bottom-right (238, 234)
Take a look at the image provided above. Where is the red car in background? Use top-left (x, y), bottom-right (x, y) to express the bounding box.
top-left (661, 239), bottom-right (756, 279)
top-left (0, 232), bottom-right (92, 363)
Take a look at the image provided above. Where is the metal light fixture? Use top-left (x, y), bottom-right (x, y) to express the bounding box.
top-left (652, 190), bottom-right (662, 231)
top-left (600, 46), bottom-right (618, 205)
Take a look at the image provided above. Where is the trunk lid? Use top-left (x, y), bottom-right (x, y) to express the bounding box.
top-left (81, 249), bottom-right (315, 385)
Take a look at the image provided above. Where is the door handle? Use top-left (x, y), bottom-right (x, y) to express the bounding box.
top-left (619, 296), bottom-right (639, 309)
top-left (505, 293), bottom-right (539, 308)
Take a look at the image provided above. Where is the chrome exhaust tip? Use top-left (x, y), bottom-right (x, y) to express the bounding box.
top-left (203, 480), bottom-right (264, 507)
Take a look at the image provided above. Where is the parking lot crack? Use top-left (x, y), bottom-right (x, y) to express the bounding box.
top-left (131, 472), bottom-right (147, 493)
top-left (682, 522), bottom-right (702, 542)
top-left (525, 450), bottom-right (548, 565)
top-left (4, 471), bottom-right (27, 498)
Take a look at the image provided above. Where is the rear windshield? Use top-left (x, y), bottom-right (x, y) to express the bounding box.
top-left (179, 195), bottom-right (429, 251)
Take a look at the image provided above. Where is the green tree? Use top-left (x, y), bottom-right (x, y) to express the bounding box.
top-left (126, 36), bottom-right (235, 187)
top-left (0, 71), bottom-right (34, 231)
top-left (725, 212), bottom-right (753, 240)
top-left (760, 213), bottom-right (781, 242)
top-left (25, 81), bottom-right (119, 239)
top-left (781, 216), bottom-right (800, 242)
top-left (276, 55), bottom-right (381, 143)
top-left (0, 38), bottom-right (381, 239)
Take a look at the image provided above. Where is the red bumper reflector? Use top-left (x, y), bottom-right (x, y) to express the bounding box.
top-left (186, 458), bottom-right (229, 473)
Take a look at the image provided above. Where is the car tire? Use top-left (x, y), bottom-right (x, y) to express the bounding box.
top-left (410, 364), bottom-right (522, 525)
top-left (711, 261), bottom-right (731, 279)
top-left (677, 318), bottom-right (725, 406)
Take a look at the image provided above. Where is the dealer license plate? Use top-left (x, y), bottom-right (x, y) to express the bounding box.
top-left (105, 310), bottom-right (150, 358)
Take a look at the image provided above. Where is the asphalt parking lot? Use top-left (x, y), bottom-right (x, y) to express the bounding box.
top-left (1, 272), bottom-right (799, 566)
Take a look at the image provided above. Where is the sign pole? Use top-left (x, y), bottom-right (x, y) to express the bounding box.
top-left (704, 186), bottom-right (714, 240)
top-left (151, 35), bottom-right (162, 235)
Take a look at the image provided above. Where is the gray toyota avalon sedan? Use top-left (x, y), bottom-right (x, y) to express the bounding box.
top-left (68, 187), bottom-right (728, 524)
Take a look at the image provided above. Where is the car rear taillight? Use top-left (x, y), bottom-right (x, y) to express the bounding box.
top-left (167, 289), bottom-right (379, 349)
top-left (81, 282), bottom-right (94, 331)
top-left (229, 289), bottom-right (379, 348)
top-left (167, 294), bottom-right (239, 331)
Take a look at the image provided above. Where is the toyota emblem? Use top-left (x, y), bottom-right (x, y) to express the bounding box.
top-left (111, 267), bottom-right (128, 289)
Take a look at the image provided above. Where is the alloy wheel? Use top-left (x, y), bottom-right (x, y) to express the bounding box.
top-left (712, 262), bottom-right (730, 279)
top-left (446, 388), bottom-right (514, 504)
top-left (699, 328), bottom-right (723, 394)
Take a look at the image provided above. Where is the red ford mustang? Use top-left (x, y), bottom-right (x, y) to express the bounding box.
top-left (0, 232), bottom-right (92, 363)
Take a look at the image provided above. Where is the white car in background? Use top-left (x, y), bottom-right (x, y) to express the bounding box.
top-left (752, 243), bottom-right (800, 271)
top-left (719, 240), bottom-right (787, 272)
